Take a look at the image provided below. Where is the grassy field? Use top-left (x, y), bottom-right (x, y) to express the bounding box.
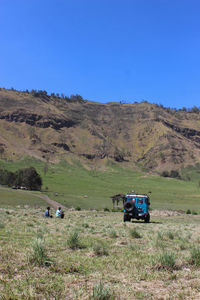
top-left (0, 188), bottom-right (46, 208)
top-left (0, 207), bottom-right (200, 299)
top-left (0, 158), bottom-right (200, 298)
top-left (1, 157), bottom-right (200, 212)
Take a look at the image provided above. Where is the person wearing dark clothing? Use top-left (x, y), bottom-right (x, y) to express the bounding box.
top-left (44, 207), bottom-right (52, 218)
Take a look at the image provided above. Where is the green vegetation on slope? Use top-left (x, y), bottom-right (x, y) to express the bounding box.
top-left (1, 157), bottom-right (200, 212)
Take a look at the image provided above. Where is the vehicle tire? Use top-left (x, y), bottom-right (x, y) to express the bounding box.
top-left (124, 214), bottom-right (130, 222)
top-left (144, 214), bottom-right (150, 223)
top-left (124, 201), bottom-right (134, 212)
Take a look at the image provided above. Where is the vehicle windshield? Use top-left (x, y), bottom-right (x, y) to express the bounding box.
top-left (137, 198), bottom-right (143, 204)
top-left (126, 197), bottom-right (135, 202)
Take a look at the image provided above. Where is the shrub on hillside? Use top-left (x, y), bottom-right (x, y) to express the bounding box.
top-left (161, 169), bottom-right (181, 179)
top-left (75, 206), bottom-right (81, 211)
top-left (15, 167), bottom-right (42, 190)
top-left (0, 167), bottom-right (42, 190)
top-left (0, 169), bottom-right (16, 186)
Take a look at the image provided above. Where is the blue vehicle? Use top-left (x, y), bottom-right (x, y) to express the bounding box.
top-left (123, 193), bottom-right (150, 222)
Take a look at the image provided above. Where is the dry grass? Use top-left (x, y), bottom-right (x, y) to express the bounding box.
top-left (0, 208), bottom-right (200, 299)
top-left (2, 88), bottom-right (200, 172)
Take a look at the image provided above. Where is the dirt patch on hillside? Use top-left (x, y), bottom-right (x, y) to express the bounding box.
top-left (36, 194), bottom-right (66, 210)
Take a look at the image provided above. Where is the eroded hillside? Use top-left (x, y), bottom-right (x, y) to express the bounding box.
top-left (1, 88), bottom-right (200, 172)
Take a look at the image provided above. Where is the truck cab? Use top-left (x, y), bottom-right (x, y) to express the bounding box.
top-left (123, 194), bottom-right (150, 222)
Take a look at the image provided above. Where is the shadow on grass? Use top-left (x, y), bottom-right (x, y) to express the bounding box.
top-left (129, 220), bottom-right (162, 224)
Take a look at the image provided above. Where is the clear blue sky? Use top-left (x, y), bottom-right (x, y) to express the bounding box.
top-left (1, 0), bottom-right (200, 108)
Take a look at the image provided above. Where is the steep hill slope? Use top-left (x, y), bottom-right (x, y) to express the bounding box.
top-left (1, 88), bottom-right (200, 172)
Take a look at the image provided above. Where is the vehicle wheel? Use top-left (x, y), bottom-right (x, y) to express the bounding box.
top-left (124, 201), bottom-right (134, 212)
top-left (144, 214), bottom-right (150, 223)
top-left (124, 214), bottom-right (130, 222)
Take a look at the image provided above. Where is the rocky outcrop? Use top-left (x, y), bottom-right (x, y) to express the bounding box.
top-left (80, 153), bottom-right (96, 159)
top-left (0, 111), bottom-right (78, 130)
top-left (52, 143), bottom-right (70, 151)
top-left (2, 89), bottom-right (200, 171)
top-left (160, 119), bottom-right (200, 143)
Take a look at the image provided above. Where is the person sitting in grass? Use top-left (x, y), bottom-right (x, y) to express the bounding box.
top-left (44, 207), bottom-right (52, 218)
top-left (56, 207), bottom-right (65, 219)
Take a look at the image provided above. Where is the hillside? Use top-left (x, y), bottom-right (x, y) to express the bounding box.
top-left (1, 88), bottom-right (200, 173)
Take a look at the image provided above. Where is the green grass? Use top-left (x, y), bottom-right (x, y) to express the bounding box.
top-left (66, 230), bottom-right (83, 249)
top-left (0, 188), bottom-right (46, 207)
top-left (0, 157), bottom-right (200, 211)
top-left (30, 237), bottom-right (52, 266)
top-left (0, 208), bottom-right (200, 299)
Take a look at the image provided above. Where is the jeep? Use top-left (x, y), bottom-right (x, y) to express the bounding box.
top-left (123, 193), bottom-right (150, 222)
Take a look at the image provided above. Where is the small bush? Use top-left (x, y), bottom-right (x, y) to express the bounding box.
top-left (129, 228), bottom-right (142, 239)
top-left (192, 211), bottom-right (198, 215)
top-left (161, 169), bottom-right (181, 179)
top-left (170, 170), bottom-right (181, 179)
top-left (186, 209), bottom-right (191, 214)
top-left (103, 207), bottom-right (110, 212)
top-left (92, 241), bottom-right (108, 256)
top-left (188, 247), bottom-right (200, 266)
top-left (75, 206), bottom-right (81, 211)
top-left (161, 171), bottom-right (169, 177)
top-left (90, 281), bottom-right (113, 300)
top-left (67, 231), bottom-right (82, 249)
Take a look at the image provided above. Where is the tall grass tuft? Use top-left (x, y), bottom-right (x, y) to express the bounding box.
top-left (90, 281), bottom-right (113, 300)
top-left (92, 241), bottom-right (109, 256)
top-left (109, 229), bottom-right (117, 238)
top-left (31, 238), bottom-right (51, 266)
top-left (188, 247), bottom-right (200, 266)
top-left (129, 228), bottom-right (141, 239)
top-left (67, 230), bottom-right (82, 249)
top-left (82, 223), bottom-right (89, 228)
top-left (158, 251), bottom-right (176, 270)
top-left (166, 231), bottom-right (174, 240)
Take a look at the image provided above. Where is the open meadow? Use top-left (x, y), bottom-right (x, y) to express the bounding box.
top-left (1, 158), bottom-right (200, 299)
top-left (0, 206), bottom-right (200, 299)
top-left (1, 157), bottom-right (200, 212)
